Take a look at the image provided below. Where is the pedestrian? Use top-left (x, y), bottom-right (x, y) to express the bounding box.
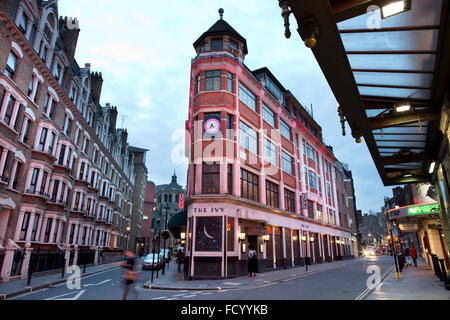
top-left (409, 243), bottom-right (418, 267)
top-left (405, 245), bottom-right (413, 267)
top-left (176, 248), bottom-right (184, 273)
top-left (247, 244), bottom-right (257, 277)
top-left (121, 250), bottom-right (139, 300)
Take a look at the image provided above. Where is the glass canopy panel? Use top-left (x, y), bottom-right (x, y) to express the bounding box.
top-left (375, 140), bottom-right (426, 148)
top-left (378, 147), bottom-right (425, 153)
top-left (366, 109), bottom-right (389, 117)
top-left (384, 163), bottom-right (423, 169)
top-left (357, 86), bottom-right (431, 99)
top-left (354, 72), bottom-right (434, 88)
top-left (337, 0), bottom-right (442, 30)
top-left (340, 30), bottom-right (438, 52)
top-left (348, 53), bottom-right (436, 71)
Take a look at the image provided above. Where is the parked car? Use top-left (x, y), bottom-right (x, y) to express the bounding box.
top-left (142, 253), bottom-right (162, 270)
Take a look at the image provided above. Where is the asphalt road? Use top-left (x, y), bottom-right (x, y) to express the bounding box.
top-left (10, 255), bottom-right (394, 300)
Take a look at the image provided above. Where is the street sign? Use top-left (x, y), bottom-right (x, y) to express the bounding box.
top-left (301, 193), bottom-right (308, 209)
top-left (178, 193), bottom-right (185, 209)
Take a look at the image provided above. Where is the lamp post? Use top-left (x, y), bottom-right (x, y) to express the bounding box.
top-left (384, 212), bottom-right (400, 279)
top-left (162, 204), bottom-right (170, 275)
top-left (151, 234), bottom-right (158, 283)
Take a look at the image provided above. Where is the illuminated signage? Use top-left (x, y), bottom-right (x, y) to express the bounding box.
top-left (407, 203), bottom-right (439, 216)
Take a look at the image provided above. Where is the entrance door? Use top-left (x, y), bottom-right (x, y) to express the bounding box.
top-left (248, 235), bottom-right (257, 253)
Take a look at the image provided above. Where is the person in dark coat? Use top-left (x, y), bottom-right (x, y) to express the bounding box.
top-left (247, 244), bottom-right (258, 277)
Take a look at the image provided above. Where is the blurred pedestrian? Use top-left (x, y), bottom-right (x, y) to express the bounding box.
top-left (121, 250), bottom-right (139, 300)
top-left (176, 248), bottom-right (184, 273)
top-left (405, 245), bottom-right (413, 267)
top-left (409, 243), bottom-right (418, 267)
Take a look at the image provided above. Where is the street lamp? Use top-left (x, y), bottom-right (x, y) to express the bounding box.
top-left (162, 203), bottom-right (170, 275)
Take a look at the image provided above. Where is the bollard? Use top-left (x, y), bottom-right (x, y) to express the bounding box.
top-left (83, 262), bottom-right (86, 274)
top-left (432, 255), bottom-right (443, 280)
top-left (438, 259), bottom-right (449, 287)
top-left (27, 266), bottom-right (32, 287)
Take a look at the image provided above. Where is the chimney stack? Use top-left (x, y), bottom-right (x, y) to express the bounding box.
top-left (90, 71), bottom-right (103, 104)
top-left (109, 106), bottom-right (118, 133)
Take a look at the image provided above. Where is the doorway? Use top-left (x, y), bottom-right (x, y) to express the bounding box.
top-left (248, 235), bottom-right (257, 253)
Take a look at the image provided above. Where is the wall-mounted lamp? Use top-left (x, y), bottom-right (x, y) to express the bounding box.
top-left (242, 243), bottom-right (246, 253)
top-left (239, 232), bottom-right (246, 241)
top-left (302, 236), bottom-right (307, 241)
top-left (260, 244), bottom-right (264, 253)
top-left (126, 226), bottom-right (130, 232)
top-left (310, 236), bottom-right (315, 242)
top-left (180, 232), bottom-right (186, 240)
top-left (293, 235), bottom-right (298, 241)
top-left (262, 234), bottom-right (270, 242)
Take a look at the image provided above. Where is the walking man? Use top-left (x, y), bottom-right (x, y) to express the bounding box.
top-left (176, 248), bottom-right (184, 273)
top-left (247, 244), bottom-right (258, 277)
top-left (409, 243), bottom-right (418, 267)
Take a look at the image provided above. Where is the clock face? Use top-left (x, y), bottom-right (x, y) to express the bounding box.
top-left (204, 118), bottom-right (221, 134)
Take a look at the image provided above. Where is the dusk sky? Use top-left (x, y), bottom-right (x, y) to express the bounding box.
top-left (58, 0), bottom-right (396, 215)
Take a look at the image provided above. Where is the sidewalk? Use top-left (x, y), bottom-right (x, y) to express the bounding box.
top-left (367, 258), bottom-right (450, 300)
top-left (143, 257), bottom-right (363, 291)
top-left (0, 261), bottom-right (122, 300)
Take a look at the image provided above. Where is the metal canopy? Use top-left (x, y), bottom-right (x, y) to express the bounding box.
top-left (287, 0), bottom-right (450, 186)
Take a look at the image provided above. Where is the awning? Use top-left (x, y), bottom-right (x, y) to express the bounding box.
top-left (168, 210), bottom-right (187, 239)
top-left (287, 0), bottom-right (450, 186)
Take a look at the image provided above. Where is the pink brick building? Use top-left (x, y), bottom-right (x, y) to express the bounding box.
top-left (0, 0), bottom-right (147, 282)
top-left (184, 14), bottom-right (354, 279)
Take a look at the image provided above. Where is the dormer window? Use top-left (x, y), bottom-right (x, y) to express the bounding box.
top-left (210, 38), bottom-right (223, 51)
top-left (5, 51), bottom-right (18, 79)
top-left (229, 39), bottom-right (238, 50)
top-left (43, 24), bottom-right (52, 41)
top-left (19, 13), bottom-right (28, 33)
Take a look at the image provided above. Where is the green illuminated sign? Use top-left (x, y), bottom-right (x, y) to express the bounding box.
top-left (407, 203), bottom-right (439, 216)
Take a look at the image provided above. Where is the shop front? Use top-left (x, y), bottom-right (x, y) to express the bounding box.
top-left (186, 201), bottom-right (353, 279)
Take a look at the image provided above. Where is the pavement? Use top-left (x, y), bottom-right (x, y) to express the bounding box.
top-left (367, 258), bottom-right (450, 300)
top-left (0, 260), bottom-right (122, 300)
top-left (2, 255), bottom-right (449, 300)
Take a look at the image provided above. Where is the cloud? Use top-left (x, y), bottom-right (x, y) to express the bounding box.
top-left (58, 0), bottom-right (392, 213)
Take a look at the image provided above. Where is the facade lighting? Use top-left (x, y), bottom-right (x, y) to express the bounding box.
top-left (180, 232), bottom-right (186, 240)
top-left (381, 1), bottom-right (411, 19)
top-left (301, 236), bottom-right (307, 241)
top-left (239, 232), bottom-right (246, 241)
top-left (262, 234), bottom-right (270, 242)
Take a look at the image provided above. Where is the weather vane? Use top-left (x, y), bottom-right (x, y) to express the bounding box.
top-left (219, 8), bottom-right (224, 20)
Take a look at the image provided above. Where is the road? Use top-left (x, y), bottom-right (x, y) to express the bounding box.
top-left (10, 255), bottom-right (394, 300)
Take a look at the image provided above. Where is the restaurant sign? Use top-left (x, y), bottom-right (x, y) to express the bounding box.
top-left (407, 203), bottom-right (439, 216)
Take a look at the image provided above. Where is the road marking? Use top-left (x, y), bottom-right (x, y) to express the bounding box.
top-left (200, 292), bottom-right (212, 295)
top-left (172, 293), bottom-right (188, 297)
top-left (151, 296), bottom-right (167, 300)
top-left (183, 295), bottom-right (197, 298)
top-left (45, 290), bottom-right (86, 300)
top-left (164, 298), bottom-right (178, 300)
top-left (355, 265), bottom-right (394, 300)
top-left (84, 279), bottom-right (112, 287)
top-left (222, 281), bottom-right (242, 286)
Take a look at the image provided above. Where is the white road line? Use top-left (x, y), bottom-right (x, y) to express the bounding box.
top-left (200, 292), bottom-right (212, 295)
top-left (151, 296), bottom-right (167, 300)
top-left (84, 279), bottom-right (112, 287)
top-left (45, 290), bottom-right (86, 300)
top-left (164, 298), bottom-right (178, 300)
top-left (172, 293), bottom-right (188, 297)
top-left (183, 295), bottom-right (197, 298)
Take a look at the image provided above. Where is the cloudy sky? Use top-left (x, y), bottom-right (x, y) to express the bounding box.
top-left (58, 0), bottom-right (395, 214)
